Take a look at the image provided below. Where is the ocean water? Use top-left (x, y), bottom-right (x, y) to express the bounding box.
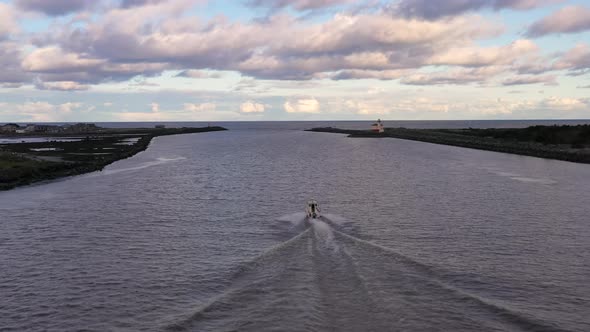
top-left (99, 119), bottom-right (590, 130)
top-left (0, 124), bottom-right (589, 331)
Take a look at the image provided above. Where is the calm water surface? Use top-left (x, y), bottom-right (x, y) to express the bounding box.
top-left (1, 127), bottom-right (589, 331)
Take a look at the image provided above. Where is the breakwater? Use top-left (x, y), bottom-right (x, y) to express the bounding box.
top-left (307, 126), bottom-right (590, 164)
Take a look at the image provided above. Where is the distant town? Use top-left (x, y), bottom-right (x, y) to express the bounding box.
top-left (0, 123), bottom-right (167, 135)
top-left (0, 123), bottom-right (103, 135)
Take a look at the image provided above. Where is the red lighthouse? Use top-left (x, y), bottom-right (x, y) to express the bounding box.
top-left (371, 119), bottom-right (384, 133)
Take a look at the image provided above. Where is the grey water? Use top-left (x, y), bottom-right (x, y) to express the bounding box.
top-left (1, 124), bottom-right (589, 331)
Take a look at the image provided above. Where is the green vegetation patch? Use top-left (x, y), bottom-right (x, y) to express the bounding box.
top-left (0, 152), bottom-right (44, 169)
top-left (0, 152), bottom-right (69, 190)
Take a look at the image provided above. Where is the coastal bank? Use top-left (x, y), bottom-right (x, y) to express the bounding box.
top-left (0, 126), bottom-right (227, 191)
top-left (307, 125), bottom-right (590, 164)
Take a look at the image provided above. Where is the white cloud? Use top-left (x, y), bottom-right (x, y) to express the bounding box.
top-left (329, 69), bottom-right (410, 80)
top-left (21, 47), bottom-right (170, 86)
top-left (501, 74), bottom-right (557, 86)
top-left (0, 101), bottom-right (89, 121)
top-left (392, 98), bottom-right (451, 113)
top-left (400, 67), bottom-right (505, 85)
top-left (393, 0), bottom-right (560, 20)
top-left (1, 83), bottom-right (23, 88)
top-left (527, 5), bottom-right (590, 37)
top-left (284, 98), bottom-right (320, 113)
top-left (345, 100), bottom-right (390, 115)
top-left (116, 112), bottom-right (165, 121)
top-left (1, 0), bottom-right (588, 121)
top-left (339, 95), bottom-right (589, 118)
top-left (540, 96), bottom-right (589, 110)
top-left (16, 101), bottom-right (55, 113)
top-left (150, 102), bottom-right (160, 113)
top-left (183, 102), bottom-right (216, 112)
top-left (240, 101), bottom-right (265, 113)
top-left (115, 101), bottom-right (239, 121)
top-left (0, 60), bottom-right (28, 84)
top-left (0, 3), bottom-right (19, 39)
top-left (26, 8), bottom-right (504, 83)
top-left (59, 102), bottom-right (83, 113)
top-left (35, 80), bottom-right (90, 91)
top-left (247, 0), bottom-right (354, 11)
top-left (345, 97), bottom-right (451, 115)
top-left (22, 47), bottom-right (104, 73)
top-left (367, 87), bottom-right (385, 94)
top-left (460, 97), bottom-right (589, 115)
top-left (177, 70), bottom-right (223, 79)
top-left (555, 43), bottom-right (590, 72)
top-left (428, 39), bottom-right (539, 67)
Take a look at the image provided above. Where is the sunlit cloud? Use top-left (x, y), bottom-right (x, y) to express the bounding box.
top-left (284, 98), bottom-right (320, 113)
top-left (527, 5), bottom-right (590, 37)
top-left (0, 0), bottom-right (588, 121)
top-left (240, 101), bottom-right (266, 113)
top-left (392, 0), bottom-right (560, 20)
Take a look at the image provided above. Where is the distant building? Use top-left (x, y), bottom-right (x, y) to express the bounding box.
top-left (34, 125), bottom-right (52, 133)
top-left (371, 119), bottom-right (385, 133)
top-left (0, 123), bottom-right (19, 133)
top-left (1, 123), bottom-right (72, 134)
top-left (22, 124), bottom-right (54, 133)
top-left (47, 126), bottom-right (63, 134)
top-left (63, 123), bottom-right (101, 133)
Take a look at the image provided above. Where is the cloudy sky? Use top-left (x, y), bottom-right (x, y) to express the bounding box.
top-left (0, 0), bottom-right (589, 122)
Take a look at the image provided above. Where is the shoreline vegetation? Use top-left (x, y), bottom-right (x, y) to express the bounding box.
top-left (0, 126), bottom-right (227, 191)
top-left (307, 125), bottom-right (590, 164)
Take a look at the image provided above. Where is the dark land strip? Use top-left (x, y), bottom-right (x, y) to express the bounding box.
top-left (0, 126), bottom-right (227, 191)
top-left (307, 125), bottom-right (590, 164)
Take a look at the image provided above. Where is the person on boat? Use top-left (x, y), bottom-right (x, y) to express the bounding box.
top-left (307, 199), bottom-right (320, 218)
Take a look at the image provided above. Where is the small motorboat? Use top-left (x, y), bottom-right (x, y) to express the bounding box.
top-left (306, 199), bottom-right (321, 219)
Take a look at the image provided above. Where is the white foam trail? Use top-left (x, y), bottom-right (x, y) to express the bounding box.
top-left (494, 171), bottom-right (521, 177)
top-left (509, 177), bottom-right (556, 185)
top-left (322, 214), bottom-right (348, 225)
top-left (89, 157), bottom-right (186, 177)
top-left (166, 229), bottom-right (312, 330)
top-left (311, 219), bottom-right (339, 252)
top-left (488, 169), bottom-right (556, 185)
top-left (276, 212), bottom-right (307, 226)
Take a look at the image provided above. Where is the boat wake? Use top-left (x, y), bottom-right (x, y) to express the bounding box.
top-left (88, 157), bottom-right (186, 177)
top-left (485, 168), bottom-right (557, 185)
top-left (165, 215), bottom-right (567, 332)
